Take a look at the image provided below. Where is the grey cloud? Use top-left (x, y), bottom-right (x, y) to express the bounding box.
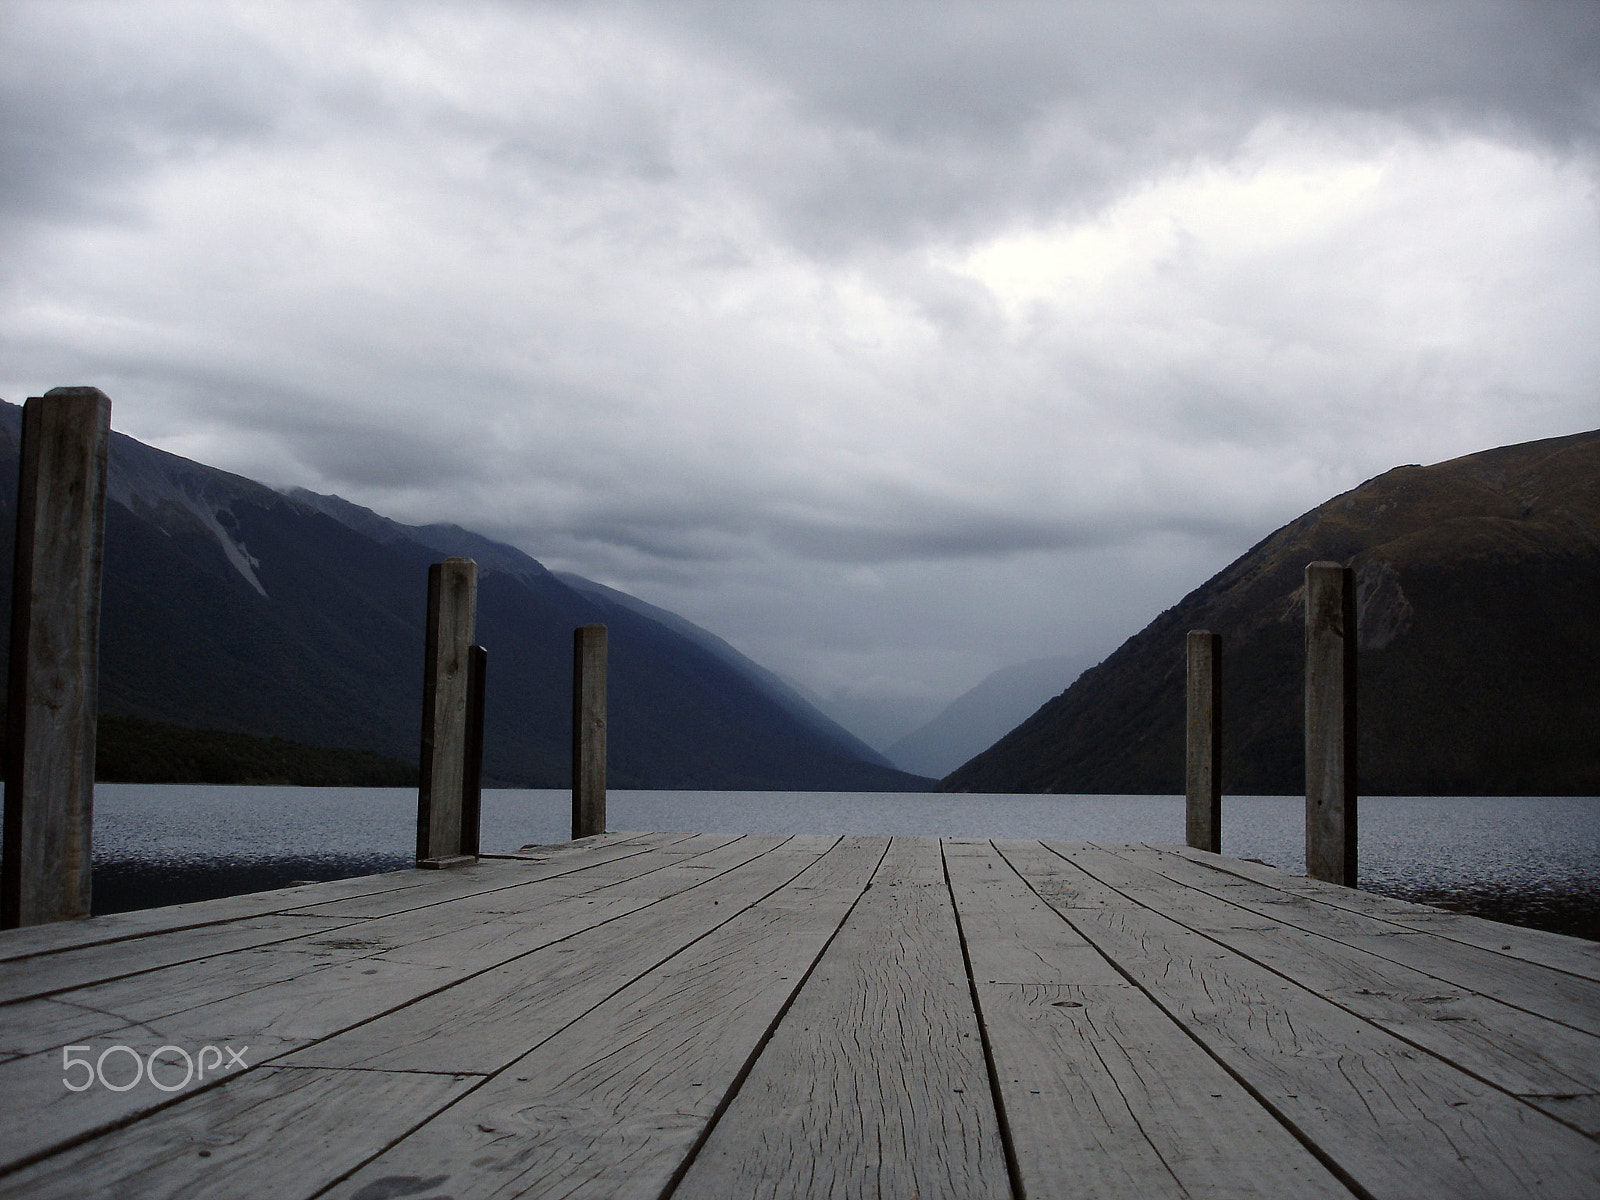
top-left (649, 0), bottom-right (1600, 254)
top-left (0, 10), bottom-right (289, 241)
top-left (2, 0), bottom-right (1596, 718)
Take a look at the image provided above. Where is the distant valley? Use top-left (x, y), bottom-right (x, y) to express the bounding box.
top-left (887, 655), bottom-right (1096, 778)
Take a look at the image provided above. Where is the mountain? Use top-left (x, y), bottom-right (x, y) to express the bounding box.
top-left (887, 654), bottom-right (1095, 778)
top-left (0, 399), bottom-right (931, 791)
top-left (550, 572), bottom-right (898, 771)
top-left (942, 429), bottom-right (1600, 796)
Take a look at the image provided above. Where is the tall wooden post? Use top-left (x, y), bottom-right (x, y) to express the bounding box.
top-left (1185, 630), bottom-right (1222, 853)
top-left (2, 387), bottom-right (111, 927)
top-left (459, 644), bottom-right (487, 858)
top-left (1305, 561), bottom-right (1357, 885)
top-left (417, 558), bottom-right (477, 867)
top-left (572, 624), bottom-right (607, 839)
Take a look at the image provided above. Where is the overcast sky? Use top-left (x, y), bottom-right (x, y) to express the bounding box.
top-left (3, 0), bottom-right (1597, 746)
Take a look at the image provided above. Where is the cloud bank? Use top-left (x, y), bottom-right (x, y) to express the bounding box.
top-left (3, 0), bottom-right (1597, 743)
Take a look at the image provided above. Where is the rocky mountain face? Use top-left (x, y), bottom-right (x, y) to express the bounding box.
top-left (0, 400), bottom-right (928, 791)
top-left (943, 430), bottom-right (1600, 796)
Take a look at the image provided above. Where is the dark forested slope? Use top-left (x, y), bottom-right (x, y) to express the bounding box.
top-left (943, 430), bottom-right (1600, 795)
top-left (0, 400), bottom-right (927, 790)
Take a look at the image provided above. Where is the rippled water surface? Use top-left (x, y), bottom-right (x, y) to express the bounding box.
top-left (91, 787), bottom-right (1600, 940)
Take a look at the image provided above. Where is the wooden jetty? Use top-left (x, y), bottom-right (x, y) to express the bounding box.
top-left (2, 833), bottom-right (1599, 1198)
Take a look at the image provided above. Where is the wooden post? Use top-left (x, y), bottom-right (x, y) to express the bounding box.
top-left (459, 644), bottom-right (487, 858)
top-left (417, 558), bottom-right (477, 867)
top-left (1305, 561), bottom-right (1357, 885)
top-left (1185, 629), bottom-right (1222, 853)
top-left (572, 624), bottom-right (607, 839)
top-left (2, 387), bottom-right (112, 927)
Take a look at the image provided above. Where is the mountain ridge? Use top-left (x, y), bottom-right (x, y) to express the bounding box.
top-left (942, 429), bottom-right (1600, 795)
top-left (0, 399), bottom-right (931, 791)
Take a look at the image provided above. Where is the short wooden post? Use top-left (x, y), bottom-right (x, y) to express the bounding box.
top-left (1185, 630), bottom-right (1222, 853)
top-left (1305, 561), bottom-right (1357, 885)
top-left (459, 644), bottom-right (487, 858)
top-left (2, 387), bottom-right (112, 927)
top-left (572, 624), bottom-right (607, 839)
top-left (417, 558), bottom-right (477, 867)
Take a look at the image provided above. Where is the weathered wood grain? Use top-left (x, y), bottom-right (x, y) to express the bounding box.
top-left (0, 833), bottom-right (670, 965)
top-left (0, 955), bottom-right (457, 1170)
top-left (2, 388), bottom-right (112, 928)
top-left (941, 838), bottom-right (1120, 986)
top-left (2, 836), bottom-right (1595, 1199)
top-left (0, 1066), bottom-right (477, 1199)
top-left (0, 914), bottom-right (357, 1005)
top-left (1086, 843), bottom-right (1600, 1134)
top-left (1186, 629), bottom-right (1222, 853)
top-left (326, 837), bottom-right (887, 1200)
top-left (572, 622), bottom-right (608, 839)
top-left (1152, 844), bottom-right (1600, 1032)
top-left (1304, 561), bottom-right (1357, 885)
top-left (674, 838), bottom-right (1007, 1200)
top-left (289, 834), bottom-right (697, 918)
top-left (282, 836), bottom-right (837, 1074)
top-left (1005, 840), bottom-right (1600, 1199)
top-left (0, 837), bottom-right (760, 1168)
top-left (416, 557), bottom-right (477, 864)
top-left (1168, 843), bottom-right (1600, 983)
top-left (0, 997), bottom-right (139, 1060)
top-left (0, 874), bottom-right (436, 963)
top-left (945, 840), bottom-right (1351, 1199)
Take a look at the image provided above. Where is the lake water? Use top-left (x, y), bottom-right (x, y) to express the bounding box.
top-left (89, 785), bottom-right (1600, 941)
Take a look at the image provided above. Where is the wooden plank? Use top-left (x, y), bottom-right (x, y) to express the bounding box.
top-left (0, 914), bottom-right (356, 1005)
top-left (356, 836), bottom-right (783, 969)
top-left (944, 840), bottom-right (1351, 1199)
top-left (0, 1066), bottom-right (477, 1198)
top-left (1168, 844), bottom-right (1600, 982)
top-left (6, 834), bottom-right (1597, 1199)
top-left (288, 833), bottom-right (700, 918)
top-left (1154, 846), bottom-right (1600, 1031)
top-left (0, 838), bottom-right (759, 1169)
top-left (675, 838), bottom-right (1008, 1200)
top-left (0, 871), bottom-right (441, 962)
top-left (0, 997), bottom-right (139, 1059)
top-left (1084, 843), bottom-right (1600, 1134)
top-left (281, 836), bottom-right (841, 1075)
top-left (3, 388), bottom-right (111, 927)
top-left (0, 839), bottom-right (693, 1006)
top-left (941, 839), bottom-right (1122, 986)
top-left (312, 836), bottom-right (888, 1200)
top-left (0, 834), bottom-right (674, 962)
top-left (400, 835), bottom-right (737, 910)
top-left (21, 839), bottom-right (775, 1045)
top-left (12, 837), bottom-right (756, 1057)
top-left (0, 955), bottom-right (456, 1172)
top-left (1002, 840), bottom-right (1600, 1199)
top-left (578, 833), bottom-right (795, 897)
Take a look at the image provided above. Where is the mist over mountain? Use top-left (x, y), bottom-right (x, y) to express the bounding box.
top-left (943, 430), bottom-right (1600, 796)
top-left (888, 655), bottom-right (1095, 778)
top-left (0, 400), bottom-right (929, 791)
top-left (549, 572), bottom-right (896, 772)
